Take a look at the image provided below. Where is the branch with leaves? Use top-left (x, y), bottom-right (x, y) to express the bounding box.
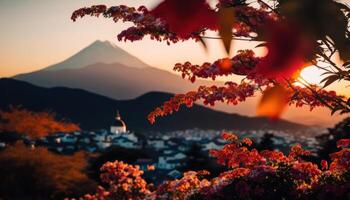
top-left (72, 0), bottom-right (350, 122)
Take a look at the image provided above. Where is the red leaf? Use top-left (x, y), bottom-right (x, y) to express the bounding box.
top-left (255, 22), bottom-right (314, 81)
top-left (150, 0), bottom-right (217, 37)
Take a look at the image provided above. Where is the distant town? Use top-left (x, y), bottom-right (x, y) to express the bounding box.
top-left (0, 111), bottom-right (326, 184)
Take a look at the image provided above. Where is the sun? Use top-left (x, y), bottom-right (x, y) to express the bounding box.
top-left (296, 66), bottom-right (325, 86)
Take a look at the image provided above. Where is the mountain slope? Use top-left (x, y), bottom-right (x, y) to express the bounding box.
top-left (14, 40), bottom-right (225, 100)
top-left (14, 62), bottom-right (222, 100)
top-left (0, 78), bottom-right (308, 132)
top-left (43, 40), bottom-right (149, 71)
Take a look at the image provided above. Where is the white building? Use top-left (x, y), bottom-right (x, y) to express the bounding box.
top-left (203, 142), bottom-right (223, 151)
top-left (148, 139), bottom-right (165, 150)
top-left (110, 110), bottom-right (127, 134)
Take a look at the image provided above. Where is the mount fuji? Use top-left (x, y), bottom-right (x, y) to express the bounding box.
top-left (14, 40), bottom-right (223, 100)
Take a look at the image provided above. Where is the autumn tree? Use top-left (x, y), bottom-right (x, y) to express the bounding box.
top-left (72, 0), bottom-right (350, 124)
top-left (317, 117), bottom-right (350, 160)
top-left (71, 0), bottom-right (350, 199)
top-left (0, 106), bottom-right (80, 139)
top-left (181, 143), bottom-right (208, 171)
top-left (180, 143), bottom-right (225, 177)
top-left (256, 132), bottom-right (275, 151)
top-left (0, 107), bottom-right (93, 199)
top-left (0, 142), bottom-right (96, 200)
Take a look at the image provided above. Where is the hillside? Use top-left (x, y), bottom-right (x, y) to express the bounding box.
top-left (15, 62), bottom-right (220, 100)
top-left (0, 78), bottom-right (308, 132)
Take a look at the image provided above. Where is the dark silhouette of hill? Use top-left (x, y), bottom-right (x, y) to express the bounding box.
top-left (0, 78), bottom-right (308, 132)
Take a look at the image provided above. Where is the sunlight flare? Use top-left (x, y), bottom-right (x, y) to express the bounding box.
top-left (295, 66), bottom-right (325, 87)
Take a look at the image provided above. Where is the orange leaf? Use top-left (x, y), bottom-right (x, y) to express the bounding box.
top-left (257, 85), bottom-right (289, 119)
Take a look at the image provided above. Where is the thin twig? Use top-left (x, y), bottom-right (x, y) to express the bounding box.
top-left (200, 36), bottom-right (258, 42)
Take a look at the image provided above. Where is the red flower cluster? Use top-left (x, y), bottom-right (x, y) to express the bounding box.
top-left (77, 133), bottom-right (350, 200)
top-left (288, 85), bottom-right (342, 111)
top-left (148, 78), bottom-right (345, 123)
top-left (71, 2), bottom-right (277, 43)
top-left (82, 161), bottom-right (151, 200)
top-left (231, 5), bottom-right (278, 37)
top-left (210, 133), bottom-right (264, 168)
top-left (72, 5), bottom-right (195, 44)
top-left (336, 139), bottom-right (350, 148)
top-left (291, 162), bottom-right (321, 181)
top-left (173, 50), bottom-right (260, 82)
top-left (149, 170), bottom-right (210, 200)
top-left (330, 148), bottom-right (350, 173)
top-left (71, 5), bottom-right (107, 21)
top-left (288, 144), bottom-right (311, 159)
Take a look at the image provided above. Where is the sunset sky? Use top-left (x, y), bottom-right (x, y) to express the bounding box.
top-left (1, 0), bottom-right (349, 126)
top-left (0, 0), bottom-right (238, 77)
